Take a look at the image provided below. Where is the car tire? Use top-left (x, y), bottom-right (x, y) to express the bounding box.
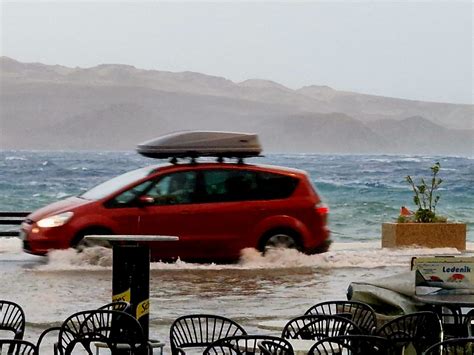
top-left (72, 228), bottom-right (112, 252)
top-left (260, 229), bottom-right (301, 253)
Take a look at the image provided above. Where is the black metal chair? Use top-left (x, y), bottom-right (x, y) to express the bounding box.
top-left (97, 300), bottom-right (131, 312)
top-left (0, 300), bottom-right (26, 340)
top-left (281, 314), bottom-right (361, 340)
top-left (305, 300), bottom-right (377, 334)
top-left (98, 301), bottom-right (163, 355)
top-left (98, 301), bottom-right (165, 353)
top-left (55, 309), bottom-right (148, 354)
top-left (424, 304), bottom-right (468, 339)
top-left (423, 337), bottom-right (474, 355)
top-left (463, 308), bottom-right (474, 338)
top-left (258, 339), bottom-right (294, 355)
top-left (169, 314), bottom-right (247, 355)
top-left (36, 301), bottom-right (132, 354)
top-left (204, 335), bottom-right (291, 355)
top-left (308, 334), bottom-right (396, 355)
top-left (36, 326), bottom-right (62, 355)
top-left (375, 311), bottom-right (442, 354)
top-left (0, 339), bottom-right (37, 355)
top-left (203, 343), bottom-right (240, 355)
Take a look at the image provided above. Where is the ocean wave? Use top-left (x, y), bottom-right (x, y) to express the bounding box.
top-left (5, 156), bottom-right (28, 161)
top-left (366, 158), bottom-right (393, 163)
top-left (397, 157), bottom-right (423, 162)
top-left (316, 178), bottom-right (405, 191)
top-left (1, 152), bottom-right (472, 245)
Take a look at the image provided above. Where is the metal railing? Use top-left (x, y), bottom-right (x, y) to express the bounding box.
top-left (0, 212), bottom-right (30, 237)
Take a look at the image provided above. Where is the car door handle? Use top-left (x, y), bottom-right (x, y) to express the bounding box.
top-left (180, 210), bottom-right (192, 215)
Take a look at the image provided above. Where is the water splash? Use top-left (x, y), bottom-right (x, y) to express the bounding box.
top-left (0, 239), bottom-right (465, 272)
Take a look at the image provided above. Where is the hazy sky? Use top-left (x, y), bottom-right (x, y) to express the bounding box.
top-left (1, 1), bottom-right (472, 104)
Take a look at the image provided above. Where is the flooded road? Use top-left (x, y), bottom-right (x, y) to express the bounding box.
top-left (1, 238), bottom-right (467, 353)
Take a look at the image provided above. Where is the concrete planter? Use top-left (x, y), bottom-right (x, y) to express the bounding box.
top-left (382, 222), bottom-right (467, 250)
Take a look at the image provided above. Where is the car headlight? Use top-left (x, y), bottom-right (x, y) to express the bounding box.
top-left (37, 212), bottom-right (74, 228)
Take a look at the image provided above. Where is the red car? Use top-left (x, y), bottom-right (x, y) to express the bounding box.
top-left (21, 132), bottom-right (330, 262)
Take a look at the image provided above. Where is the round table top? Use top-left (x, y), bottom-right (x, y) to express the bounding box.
top-left (85, 235), bottom-right (179, 243)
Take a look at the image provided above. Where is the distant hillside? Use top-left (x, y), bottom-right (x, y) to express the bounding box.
top-left (1, 57), bottom-right (472, 155)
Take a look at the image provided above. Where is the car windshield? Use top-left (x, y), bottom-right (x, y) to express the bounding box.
top-left (80, 166), bottom-right (158, 200)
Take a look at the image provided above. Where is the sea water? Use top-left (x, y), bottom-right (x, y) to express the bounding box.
top-left (0, 151), bottom-right (472, 351)
top-left (1, 151), bottom-right (472, 239)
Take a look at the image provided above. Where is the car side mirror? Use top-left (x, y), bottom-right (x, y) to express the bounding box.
top-left (138, 195), bottom-right (155, 205)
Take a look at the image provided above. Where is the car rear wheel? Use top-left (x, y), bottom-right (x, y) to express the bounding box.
top-left (72, 228), bottom-right (112, 252)
top-left (261, 229), bottom-right (301, 253)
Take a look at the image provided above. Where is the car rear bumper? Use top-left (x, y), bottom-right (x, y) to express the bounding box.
top-left (305, 226), bottom-right (331, 254)
top-left (306, 238), bottom-right (332, 254)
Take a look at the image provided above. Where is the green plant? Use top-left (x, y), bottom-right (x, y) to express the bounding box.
top-left (404, 162), bottom-right (445, 223)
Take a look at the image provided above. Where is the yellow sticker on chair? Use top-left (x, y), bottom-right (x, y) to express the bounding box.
top-left (136, 299), bottom-right (150, 319)
top-left (112, 289), bottom-right (131, 303)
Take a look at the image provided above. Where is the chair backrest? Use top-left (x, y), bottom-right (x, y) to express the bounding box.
top-left (57, 309), bottom-right (147, 354)
top-left (204, 335), bottom-right (291, 355)
top-left (0, 300), bottom-right (26, 340)
top-left (424, 337), bottom-right (474, 355)
top-left (36, 326), bottom-right (61, 354)
top-left (0, 339), bottom-right (37, 355)
top-left (376, 311), bottom-right (442, 354)
top-left (170, 314), bottom-right (247, 355)
top-left (464, 308), bottom-right (474, 337)
top-left (281, 314), bottom-right (361, 340)
top-left (305, 300), bottom-right (377, 334)
top-left (258, 339), bottom-right (294, 355)
top-left (97, 301), bottom-right (131, 312)
top-left (203, 343), bottom-right (240, 355)
top-left (308, 335), bottom-right (396, 355)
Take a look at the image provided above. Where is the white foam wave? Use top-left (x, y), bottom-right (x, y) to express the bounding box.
top-left (5, 156), bottom-right (27, 161)
top-left (367, 158), bottom-right (392, 163)
top-left (146, 244), bottom-right (468, 271)
top-left (399, 157), bottom-right (422, 162)
top-left (2, 238), bottom-right (472, 272)
top-left (55, 192), bottom-right (70, 199)
top-left (314, 178), bottom-right (346, 187)
top-left (366, 156), bottom-right (428, 163)
top-left (36, 247), bottom-right (112, 271)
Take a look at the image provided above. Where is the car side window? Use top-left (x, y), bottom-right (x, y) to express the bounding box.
top-left (256, 172), bottom-right (299, 199)
top-left (147, 171), bottom-right (197, 205)
top-left (202, 170), bottom-right (258, 202)
top-left (109, 180), bottom-right (154, 207)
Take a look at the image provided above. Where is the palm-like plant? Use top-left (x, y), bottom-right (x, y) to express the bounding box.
top-left (403, 162), bottom-right (444, 223)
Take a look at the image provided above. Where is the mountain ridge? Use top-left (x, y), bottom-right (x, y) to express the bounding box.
top-left (1, 57), bottom-right (472, 155)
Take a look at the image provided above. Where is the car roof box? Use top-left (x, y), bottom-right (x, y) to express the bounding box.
top-left (137, 131), bottom-right (262, 159)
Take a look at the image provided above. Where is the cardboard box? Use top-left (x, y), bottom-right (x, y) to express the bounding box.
top-left (412, 256), bottom-right (474, 293)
